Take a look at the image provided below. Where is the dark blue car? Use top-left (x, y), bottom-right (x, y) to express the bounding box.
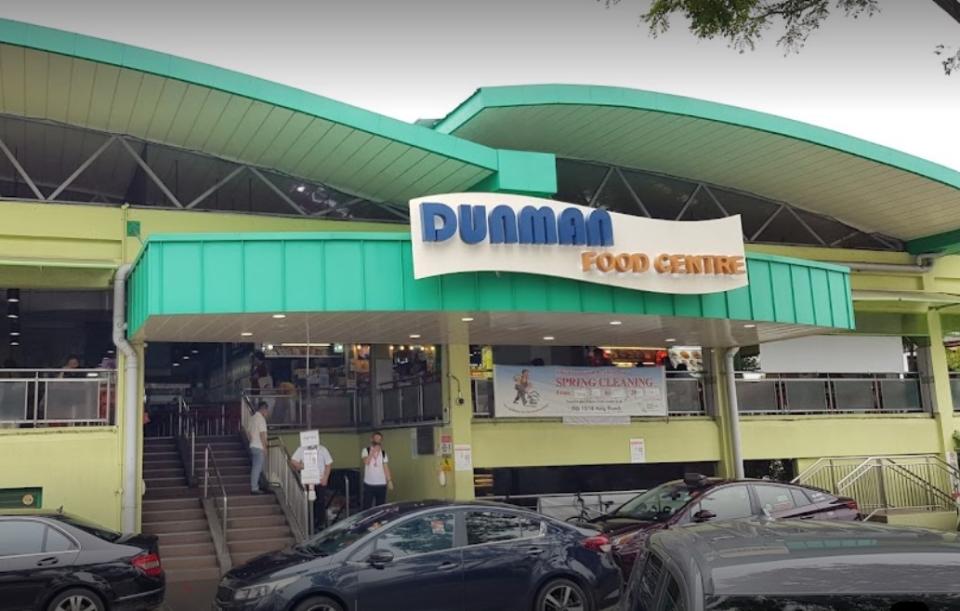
top-left (215, 500), bottom-right (622, 611)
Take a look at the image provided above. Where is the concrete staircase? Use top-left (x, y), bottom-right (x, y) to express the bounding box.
top-left (141, 438), bottom-right (219, 582)
top-left (198, 436), bottom-right (296, 565)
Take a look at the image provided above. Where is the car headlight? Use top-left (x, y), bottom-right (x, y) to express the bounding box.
top-left (234, 576), bottom-right (298, 601)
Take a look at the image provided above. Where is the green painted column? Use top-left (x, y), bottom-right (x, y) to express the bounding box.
top-left (710, 348), bottom-right (738, 479)
top-left (924, 310), bottom-right (957, 460)
top-left (442, 343), bottom-right (476, 501)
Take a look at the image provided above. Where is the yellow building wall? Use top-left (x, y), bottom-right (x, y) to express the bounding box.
top-left (0, 428), bottom-right (122, 529)
top-left (471, 419), bottom-right (721, 468)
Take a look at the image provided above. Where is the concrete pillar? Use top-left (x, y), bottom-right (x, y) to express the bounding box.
top-left (922, 309), bottom-right (956, 462)
top-left (368, 345), bottom-right (393, 427)
top-left (709, 348), bottom-right (738, 479)
top-left (441, 343), bottom-right (475, 501)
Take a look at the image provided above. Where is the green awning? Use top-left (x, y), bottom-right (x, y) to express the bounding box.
top-left (127, 232), bottom-right (853, 346)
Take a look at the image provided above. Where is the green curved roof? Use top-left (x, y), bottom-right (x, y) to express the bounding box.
top-left (434, 85), bottom-right (960, 243)
top-left (0, 19), bottom-right (554, 203)
top-left (127, 232), bottom-right (854, 345)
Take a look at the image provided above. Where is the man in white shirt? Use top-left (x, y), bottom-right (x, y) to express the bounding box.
top-left (290, 440), bottom-right (334, 531)
top-left (247, 401), bottom-right (269, 495)
top-left (361, 431), bottom-right (394, 509)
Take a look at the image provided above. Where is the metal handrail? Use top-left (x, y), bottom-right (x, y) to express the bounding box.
top-left (266, 437), bottom-right (311, 542)
top-left (0, 368), bottom-right (116, 426)
top-left (174, 397), bottom-right (197, 485)
top-left (204, 444), bottom-right (229, 545)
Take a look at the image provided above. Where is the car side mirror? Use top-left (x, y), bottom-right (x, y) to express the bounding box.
top-left (693, 510), bottom-right (716, 523)
top-left (368, 550), bottom-right (394, 568)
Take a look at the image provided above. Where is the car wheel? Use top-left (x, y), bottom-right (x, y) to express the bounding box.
top-left (535, 578), bottom-right (589, 611)
top-left (292, 596), bottom-right (344, 611)
top-left (46, 589), bottom-right (105, 611)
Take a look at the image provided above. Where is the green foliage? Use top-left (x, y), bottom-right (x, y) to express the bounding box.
top-left (946, 347), bottom-right (960, 372)
top-left (638, 0), bottom-right (879, 52)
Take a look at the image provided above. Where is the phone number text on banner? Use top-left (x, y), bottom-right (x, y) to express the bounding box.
top-left (493, 365), bottom-right (667, 418)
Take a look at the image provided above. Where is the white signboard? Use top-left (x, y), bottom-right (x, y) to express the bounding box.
top-left (299, 430), bottom-right (320, 449)
top-left (493, 365), bottom-right (667, 418)
top-left (630, 438), bottom-right (647, 464)
top-left (301, 448), bottom-right (322, 485)
top-left (454, 444), bottom-right (473, 472)
top-left (410, 193), bottom-right (746, 295)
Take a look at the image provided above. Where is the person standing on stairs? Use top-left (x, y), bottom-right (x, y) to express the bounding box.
top-left (248, 401), bottom-right (270, 494)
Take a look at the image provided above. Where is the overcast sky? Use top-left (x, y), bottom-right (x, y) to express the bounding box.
top-left (5, 0), bottom-right (959, 170)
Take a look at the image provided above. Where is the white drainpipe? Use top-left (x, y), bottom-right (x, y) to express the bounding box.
top-left (113, 263), bottom-right (140, 534)
top-left (724, 347), bottom-right (745, 479)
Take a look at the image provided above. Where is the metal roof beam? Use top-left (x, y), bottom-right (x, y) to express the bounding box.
top-left (0, 136), bottom-right (43, 200)
top-left (48, 135), bottom-right (117, 202)
top-left (249, 167), bottom-right (306, 216)
top-left (186, 165), bottom-right (247, 210)
top-left (119, 137), bottom-right (183, 208)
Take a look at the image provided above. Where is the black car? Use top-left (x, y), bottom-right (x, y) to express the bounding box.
top-left (216, 500), bottom-right (622, 611)
top-left (0, 511), bottom-right (164, 611)
top-left (587, 474), bottom-right (858, 574)
top-left (623, 518), bottom-right (960, 610)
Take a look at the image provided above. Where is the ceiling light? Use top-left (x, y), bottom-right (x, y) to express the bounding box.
top-left (8, 331), bottom-right (19, 337)
top-left (610, 320), bottom-right (623, 326)
top-left (409, 334), bottom-right (421, 339)
top-left (241, 332), bottom-right (253, 337)
top-left (272, 314), bottom-right (286, 319)
top-left (296, 185), bottom-right (306, 193)
top-left (172, 362), bottom-right (180, 367)
top-left (86, 372), bottom-right (99, 378)
top-left (461, 317), bottom-right (475, 322)
top-left (191, 349), bottom-right (199, 354)
top-left (182, 355), bottom-right (190, 360)
top-left (665, 338), bottom-right (677, 343)
top-left (543, 336), bottom-right (555, 341)
top-left (743, 324), bottom-right (757, 329)
top-left (6, 289), bottom-right (19, 303)
top-left (10, 341), bottom-right (19, 346)
top-left (280, 342), bottom-right (330, 347)
top-left (6, 313), bottom-right (17, 320)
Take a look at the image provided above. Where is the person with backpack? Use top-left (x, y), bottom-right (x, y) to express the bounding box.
top-left (361, 431), bottom-right (394, 509)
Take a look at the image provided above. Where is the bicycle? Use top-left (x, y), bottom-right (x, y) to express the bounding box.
top-left (565, 492), bottom-right (614, 525)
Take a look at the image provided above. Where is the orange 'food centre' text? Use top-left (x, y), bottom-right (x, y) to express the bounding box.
top-left (580, 252), bottom-right (746, 275)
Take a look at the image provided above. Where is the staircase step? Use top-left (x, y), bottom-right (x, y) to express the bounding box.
top-left (143, 498), bottom-right (202, 511)
top-left (161, 541), bottom-right (216, 557)
top-left (144, 488), bottom-right (201, 500)
top-left (156, 531), bottom-right (214, 546)
top-left (163, 554), bottom-right (219, 570)
top-left (229, 504), bottom-right (283, 518)
top-left (228, 515), bottom-right (287, 529)
top-left (143, 467), bottom-right (185, 478)
top-left (143, 477), bottom-right (188, 488)
top-left (228, 537), bottom-right (294, 555)
top-left (143, 508), bottom-right (206, 523)
top-left (144, 518), bottom-right (210, 533)
top-left (143, 459), bottom-right (184, 469)
top-left (144, 450), bottom-right (181, 459)
top-left (166, 567), bottom-right (221, 582)
top-left (224, 495), bottom-right (279, 507)
top-left (227, 526), bottom-right (292, 541)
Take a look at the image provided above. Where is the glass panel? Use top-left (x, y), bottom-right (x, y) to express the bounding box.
top-left (711, 188), bottom-right (783, 239)
top-left (952, 378), bottom-right (960, 411)
top-left (358, 394), bottom-right (373, 426)
top-left (0, 521), bottom-right (45, 556)
top-left (594, 170), bottom-right (646, 216)
top-left (621, 169), bottom-right (698, 220)
top-left (401, 386), bottom-right (420, 421)
top-left (309, 392), bottom-right (354, 427)
top-left (832, 380), bottom-right (877, 411)
top-left (466, 511), bottom-right (523, 545)
top-left (696, 485), bottom-right (753, 520)
top-left (678, 189), bottom-right (725, 221)
top-left (666, 378), bottom-right (702, 413)
top-left (755, 485), bottom-right (798, 512)
top-left (555, 159), bottom-right (609, 206)
top-left (783, 380), bottom-right (829, 412)
top-left (422, 382), bottom-right (443, 420)
top-left (43, 527), bottom-right (76, 552)
top-left (473, 379), bottom-right (493, 416)
top-left (0, 380), bottom-right (27, 421)
top-left (44, 381), bottom-right (99, 421)
top-left (754, 208), bottom-right (822, 245)
top-left (879, 378), bottom-right (922, 411)
top-left (735, 380), bottom-right (780, 412)
top-left (381, 388), bottom-right (401, 423)
top-left (375, 511), bottom-right (455, 558)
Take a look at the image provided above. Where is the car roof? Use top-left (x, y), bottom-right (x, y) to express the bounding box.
top-left (649, 519), bottom-right (960, 597)
top-left (0, 509), bottom-right (67, 518)
top-left (386, 499), bottom-right (541, 514)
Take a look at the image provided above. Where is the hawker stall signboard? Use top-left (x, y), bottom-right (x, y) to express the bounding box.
top-left (410, 192), bottom-right (747, 294)
top-left (493, 365), bottom-right (667, 418)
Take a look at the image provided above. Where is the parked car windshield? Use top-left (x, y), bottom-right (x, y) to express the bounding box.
top-left (297, 505), bottom-right (407, 557)
top-left (614, 482), bottom-right (695, 521)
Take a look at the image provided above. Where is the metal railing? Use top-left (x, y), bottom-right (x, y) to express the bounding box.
top-left (242, 387), bottom-right (372, 430)
top-left (266, 438), bottom-right (311, 542)
top-left (379, 378), bottom-right (443, 425)
top-left (203, 444), bottom-right (229, 548)
top-left (0, 368), bottom-right (116, 427)
top-left (486, 489), bottom-right (647, 522)
top-left (146, 401), bottom-right (236, 439)
top-left (174, 397), bottom-right (198, 485)
top-left (794, 454), bottom-right (960, 521)
top-left (736, 372), bottom-right (923, 414)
